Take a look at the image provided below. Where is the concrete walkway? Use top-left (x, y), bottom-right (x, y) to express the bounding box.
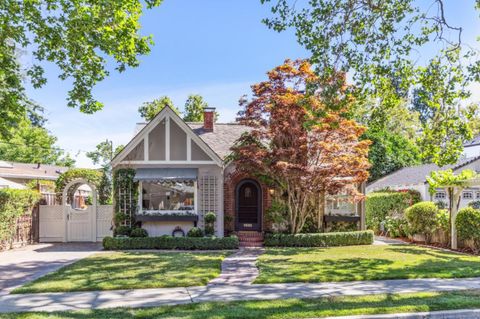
top-left (0, 243), bottom-right (102, 296)
top-left (1, 277), bottom-right (480, 313)
top-left (373, 236), bottom-right (407, 245)
top-left (208, 247), bottom-right (264, 285)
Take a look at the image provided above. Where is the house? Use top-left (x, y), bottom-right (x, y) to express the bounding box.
top-left (0, 161), bottom-right (67, 191)
top-left (366, 156), bottom-right (480, 208)
top-left (462, 134), bottom-right (480, 158)
top-left (111, 106), bottom-right (364, 239)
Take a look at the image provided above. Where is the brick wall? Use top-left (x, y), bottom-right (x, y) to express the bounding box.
top-left (223, 169), bottom-right (271, 236)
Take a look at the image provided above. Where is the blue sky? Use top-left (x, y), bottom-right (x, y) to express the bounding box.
top-left (23, 0), bottom-right (480, 168)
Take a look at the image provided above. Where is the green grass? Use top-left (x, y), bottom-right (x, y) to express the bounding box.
top-left (255, 244), bottom-right (480, 284)
top-left (13, 251), bottom-right (228, 293)
top-left (3, 290), bottom-right (480, 318)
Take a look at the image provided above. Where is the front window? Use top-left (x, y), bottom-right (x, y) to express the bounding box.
top-left (141, 180), bottom-right (195, 212)
top-left (434, 191), bottom-right (446, 200)
top-left (463, 191), bottom-right (473, 200)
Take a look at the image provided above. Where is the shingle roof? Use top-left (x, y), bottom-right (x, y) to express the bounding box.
top-left (464, 133), bottom-right (480, 147)
top-left (367, 156), bottom-right (480, 191)
top-left (0, 162), bottom-right (67, 180)
top-left (186, 123), bottom-right (252, 160)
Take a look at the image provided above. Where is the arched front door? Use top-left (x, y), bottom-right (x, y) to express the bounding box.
top-left (236, 179), bottom-right (262, 231)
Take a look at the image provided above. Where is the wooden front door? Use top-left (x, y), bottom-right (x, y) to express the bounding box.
top-left (236, 180), bottom-right (261, 231)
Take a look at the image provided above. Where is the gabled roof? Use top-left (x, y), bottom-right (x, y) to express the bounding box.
top-left (132, 121), bottom-right (252, 161)
top-left (0, 161), bottom-right (67, 180)
top-left (112, 106), bottom-right (236, 166)
top-left (367, 155), bottom-right (480, 191)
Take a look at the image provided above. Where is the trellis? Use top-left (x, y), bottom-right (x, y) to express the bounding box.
top-left (113, 169), bottom-right (138, 228)
top-left (199, 176), bottom-right (218, 229)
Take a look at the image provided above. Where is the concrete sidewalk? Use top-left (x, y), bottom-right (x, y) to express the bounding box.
top-left (1, 277), bottom-right (480, 313)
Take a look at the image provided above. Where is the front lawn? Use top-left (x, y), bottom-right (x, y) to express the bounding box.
top-left (3, 290), bottom-right (480, 318)
top-left (255, 244), bottom-right (480, 284)
top-left (13, 251), bottom-right (228, 293)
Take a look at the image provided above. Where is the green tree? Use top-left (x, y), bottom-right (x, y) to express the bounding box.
top-left (364, 129), bottom-right (420, 182)
top-left (86, 139), bottom-right (124, 205)
top-left (261, 0), bottom-right (480, 166)
top-left (86, 140), bottom-right (124, 170)
top-left (183, 94), bottom-right (218, 122)
top-left (0, 118), bottom-right (74, 167)
top-left (138, 96), bottom-right (179, 121)
top-left (1, 0), bottom-right (163, 136)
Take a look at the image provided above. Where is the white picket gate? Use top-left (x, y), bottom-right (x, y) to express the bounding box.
top-left (39, 178), bottom-right (113, 243)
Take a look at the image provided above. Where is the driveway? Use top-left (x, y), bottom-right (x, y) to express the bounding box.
top-left (0, 243), bottom-right (102, 295)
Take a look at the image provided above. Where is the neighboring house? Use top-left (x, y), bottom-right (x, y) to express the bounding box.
top-left (366, 156), bottom-right (480, 209)
top-left (462, 134), bottom-right (480, 158)
top-left (0, 161), bottom-right (67, 191)
top-left (112, 106), bottom-right (364, 238)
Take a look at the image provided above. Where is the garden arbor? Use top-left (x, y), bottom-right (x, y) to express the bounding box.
top-left (427, 169), bottom-right (479, 250)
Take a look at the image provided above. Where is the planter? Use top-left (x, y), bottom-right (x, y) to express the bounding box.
top-left (135, 214), bottom-right (199, 222)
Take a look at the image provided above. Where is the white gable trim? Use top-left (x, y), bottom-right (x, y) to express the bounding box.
top-left (112, 106), bottom-right (223, 167)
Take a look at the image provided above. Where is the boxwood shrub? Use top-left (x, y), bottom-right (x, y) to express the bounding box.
top-left (264, 230), bottom-right (374, 247)
top-left (456, 207), bottom-right (480, 254)
top-left (103, 235), bottom-right (239, 250)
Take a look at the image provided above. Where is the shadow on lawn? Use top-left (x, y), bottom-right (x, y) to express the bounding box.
top-left (14, 252), bottom-right (225, 293)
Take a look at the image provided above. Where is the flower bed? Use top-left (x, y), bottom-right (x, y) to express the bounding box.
top-left (103, 235), bottom-right (239, 250)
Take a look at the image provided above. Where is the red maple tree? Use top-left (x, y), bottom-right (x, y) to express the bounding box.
top-left (231, 59), bottom-right (371, 233)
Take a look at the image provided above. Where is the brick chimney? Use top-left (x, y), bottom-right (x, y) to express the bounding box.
top-left (203, 107), bottom-right (215, 132)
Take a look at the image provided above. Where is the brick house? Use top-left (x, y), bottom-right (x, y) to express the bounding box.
top-left (112, 106), bottom-right (364, 244)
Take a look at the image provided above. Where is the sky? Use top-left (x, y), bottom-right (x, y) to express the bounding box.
top-left (23, 0), bottom-right (480, 168)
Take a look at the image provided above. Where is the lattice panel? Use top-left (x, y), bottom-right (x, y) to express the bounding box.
top-left (199, 176), bottom-right (218, 228)
top-left (39, 205), bottom-right (63, 220)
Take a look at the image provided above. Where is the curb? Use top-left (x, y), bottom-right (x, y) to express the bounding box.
top-left (316, 308), bottom-right (480, 319)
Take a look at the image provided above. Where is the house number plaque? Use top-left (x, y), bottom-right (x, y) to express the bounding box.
top-left (243, 223), bottom-right (253, 228)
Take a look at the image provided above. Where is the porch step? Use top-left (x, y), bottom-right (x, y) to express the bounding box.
top-left (237, 231), bottom-right (264, 247)
top-left (240, 241), bottom-right (264, 247)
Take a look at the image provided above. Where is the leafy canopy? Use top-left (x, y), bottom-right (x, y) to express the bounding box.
top-left (0, 117), bottom-right (74, 167)
top-left (1, 0), bottom-right (163, 135)
top-left (261, 0), bottom-right (480, 166)
top-left (183, 94), bottom-right (218, 122)
top-left (427, 169), bottom-right (477, 196)
top-left (138, 96), bottom-right (180, 121)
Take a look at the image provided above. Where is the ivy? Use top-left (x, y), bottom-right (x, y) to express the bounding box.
top-left (113, 168), bottom-right (138, 227)
top-left (0, 189), bottom-right (41, 243)
top-left (55, 168), bottom-right (110, 205)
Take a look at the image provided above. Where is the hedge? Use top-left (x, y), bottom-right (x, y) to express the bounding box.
top-left (366, 191), bottom-right (420, 233)
top-left (103, 235), bottom-right (239, 250)
top-left (0, 189), bottom-right (41, 243)
top-left (263, 230), bottom-right (374, 247)
top-left (456, 207), bottom-right (480, 254)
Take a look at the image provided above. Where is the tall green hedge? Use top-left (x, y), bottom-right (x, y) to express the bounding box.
top-left (264, 230), bottom-right (374, 247)
top-left (366, 191), bottom-right (420, 233)
top-left (0, 189), bottom-right (40, 243)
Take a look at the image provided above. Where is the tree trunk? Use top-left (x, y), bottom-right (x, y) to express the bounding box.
top-left (317, 191), bottom-right (325, 232)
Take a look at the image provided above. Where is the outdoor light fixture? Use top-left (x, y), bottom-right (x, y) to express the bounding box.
top-left (269, 188), bottom-right (275, 195)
